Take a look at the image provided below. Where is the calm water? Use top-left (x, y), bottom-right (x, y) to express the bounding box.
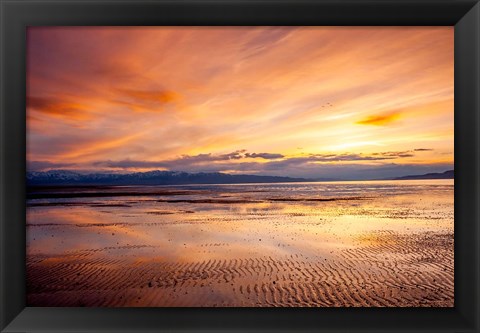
top-left (27, 179), bottom-right (454, 260)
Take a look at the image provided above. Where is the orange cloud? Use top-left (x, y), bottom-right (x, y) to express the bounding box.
top-left (115, 89), bottom-right (180, 111)
top-left (27, 96), bottom-right (92, 121)
top-left (58, 133), bottom-right (145, 160)
top-left (356, 113), bottom-right (401, 126)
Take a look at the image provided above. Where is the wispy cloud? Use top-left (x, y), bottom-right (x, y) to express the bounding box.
top-left (27, 96), bottom-right (92, 121)
top-left (356, 112), bottom-right (401, 126)
top-left (28, 160), bottom-right (75, 171)
top-left (414, 148), bottom-right (433, 151)
top-left (372, 151), bottom-right (415, 158)
top-left (92, 150), bottom-right (284, 169)
top-left (54, 150), bottom-right (420, 175)
top-left (114, 89), bottom-right (180, 111)
top-left (26, 27), bottom-right (453, 179)
top-left (245, 152), bottom-right (284, 159)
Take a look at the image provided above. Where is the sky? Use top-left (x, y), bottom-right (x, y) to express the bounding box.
top-left (27, 27), bottom-right (454, 180)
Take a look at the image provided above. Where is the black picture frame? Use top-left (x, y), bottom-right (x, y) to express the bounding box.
top-left (1, 0), bottom-right (479, 332)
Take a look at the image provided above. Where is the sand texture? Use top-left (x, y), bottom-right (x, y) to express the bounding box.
top-left (26, 180), bottom-right (454, 307)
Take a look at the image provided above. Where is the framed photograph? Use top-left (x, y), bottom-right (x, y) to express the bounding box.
top-left (1, 0), bottom-right (479, 332)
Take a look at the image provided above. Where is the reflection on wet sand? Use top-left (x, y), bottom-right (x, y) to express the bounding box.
top-left (27, 180), bottom-right (454, 307)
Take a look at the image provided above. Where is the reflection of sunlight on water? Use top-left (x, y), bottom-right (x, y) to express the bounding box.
top-left (27, 180), bottom-right (453, 262)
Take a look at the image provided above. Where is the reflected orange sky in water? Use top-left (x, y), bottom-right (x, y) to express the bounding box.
top-left (27, 180), bottom-right (454, 262)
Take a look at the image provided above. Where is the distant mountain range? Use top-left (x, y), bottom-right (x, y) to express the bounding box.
top-left (26, 169), bottom-right (455, 186)
top-left (393, 170), bottom-right (454, 180)
top-left (27, 170), bottom-right (309, 186)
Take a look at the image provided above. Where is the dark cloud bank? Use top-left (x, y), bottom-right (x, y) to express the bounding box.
top-left (28, 149), bottom-right (451, 181)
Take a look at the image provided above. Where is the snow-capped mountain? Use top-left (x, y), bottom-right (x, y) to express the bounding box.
top-left (26, 170), bottom-right (308, 185)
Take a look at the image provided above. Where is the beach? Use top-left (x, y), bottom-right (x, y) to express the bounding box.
top-left (26, 180), bottom-right (454, 307)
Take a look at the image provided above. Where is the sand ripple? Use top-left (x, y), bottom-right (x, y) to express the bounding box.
top-left (27, 231), bottom-right (453, 307)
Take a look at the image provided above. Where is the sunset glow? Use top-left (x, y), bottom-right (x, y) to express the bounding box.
top-left (27, 27), bottom-right (454, 179)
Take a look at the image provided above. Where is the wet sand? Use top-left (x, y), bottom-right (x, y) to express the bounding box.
top-left (26, 180), bottom-right (454, 307)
